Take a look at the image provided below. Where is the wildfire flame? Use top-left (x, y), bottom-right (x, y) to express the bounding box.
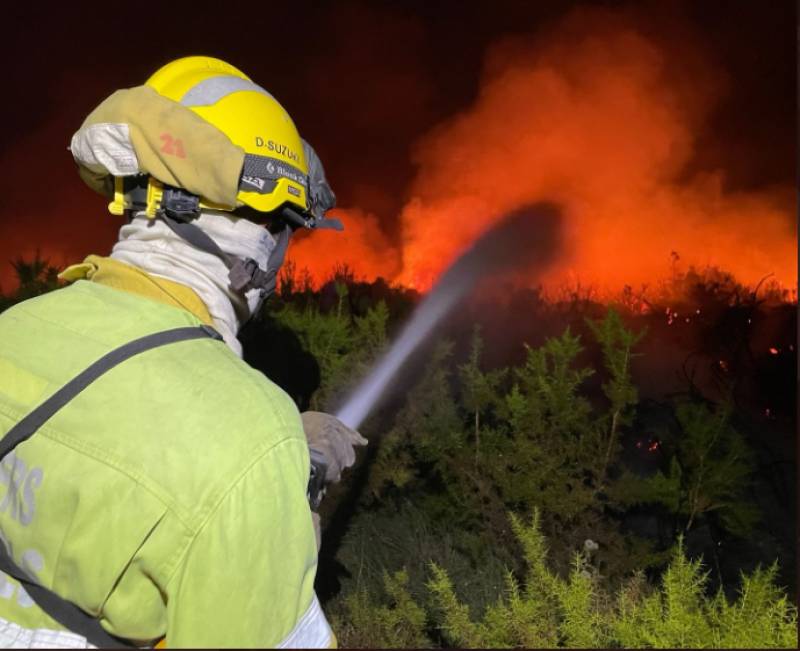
top-left (636, 438), bottom-right (661, 454)
top-left (288, 8), bottom-right (795, 296)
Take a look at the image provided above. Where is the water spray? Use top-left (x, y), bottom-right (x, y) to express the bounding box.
top-left (335, 202), bottom-right (562, 430)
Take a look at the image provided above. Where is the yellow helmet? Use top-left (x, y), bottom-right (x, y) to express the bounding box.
top-left (145, 55), bottom-right (309, 215)
top-left (72, 55), bottom-right (339, 302)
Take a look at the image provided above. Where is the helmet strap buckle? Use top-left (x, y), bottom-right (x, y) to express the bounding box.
top-left (160, 186), bottom-right (201, 221)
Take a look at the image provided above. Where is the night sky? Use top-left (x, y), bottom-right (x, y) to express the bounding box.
top-left (0, 0), bottom-right (795, 292)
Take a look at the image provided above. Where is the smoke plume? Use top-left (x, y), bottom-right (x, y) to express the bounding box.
top-left (290, 7), bottom-right (796, 295)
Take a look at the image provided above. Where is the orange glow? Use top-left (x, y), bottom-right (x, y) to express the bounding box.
top-left (285, 207), bottom-right (400, 287)
top-left (769, 347), bottom-right (779, 355)
top-left (6, 11), bottom-right (791, 300)
top-left (395, 10), bottom-right (795, 293)
top-left (292, 9), bottom-right (796, 297)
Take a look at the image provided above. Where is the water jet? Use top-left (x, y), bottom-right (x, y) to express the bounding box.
top-left (335, 202), bottom-right (562, 430)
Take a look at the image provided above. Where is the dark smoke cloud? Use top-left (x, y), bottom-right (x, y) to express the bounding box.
top-left (440, 202), bottom-right (563, 293)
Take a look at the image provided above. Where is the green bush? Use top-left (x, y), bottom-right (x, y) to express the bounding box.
top-left (332, 569), bottom-right (431, 649)
top-left (336, 509), bottom-right (796, 648)
top-left (271, 281), bottom-right (389, 411)
top-left (367, 309), bottom-right (672, 582)
top-left (610, 401), bottom-right (759, 537)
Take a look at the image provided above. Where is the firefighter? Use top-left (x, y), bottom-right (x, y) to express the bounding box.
top-left (0, 56), bottom-right (365, 648)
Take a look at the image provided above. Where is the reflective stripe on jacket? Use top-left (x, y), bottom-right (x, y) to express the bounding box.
top-left (0, 280), bottom-right (331, 647)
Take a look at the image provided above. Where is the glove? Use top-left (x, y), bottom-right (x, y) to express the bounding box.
top-left (301, 411), bottom-right (367, 483)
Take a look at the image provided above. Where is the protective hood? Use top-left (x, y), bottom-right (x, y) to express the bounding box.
top-left (110, 210), bottom-right (275, 355)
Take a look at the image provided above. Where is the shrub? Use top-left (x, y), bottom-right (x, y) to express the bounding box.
top-left (337, 509), bottom-right (796, 648)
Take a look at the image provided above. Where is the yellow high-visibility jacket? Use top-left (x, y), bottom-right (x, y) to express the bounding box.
top-left (0, 268), bottom-right (331, 647)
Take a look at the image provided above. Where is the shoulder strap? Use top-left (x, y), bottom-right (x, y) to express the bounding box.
top-left (0, 324), bottom-right (222, 648)
top-left (0, 550), bottom-right (133, 648)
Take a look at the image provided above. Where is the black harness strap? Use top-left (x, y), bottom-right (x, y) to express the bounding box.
top-left (0, 551), bottom-right (131, 648)
top-left (0, 324), bottom-right (222, 648)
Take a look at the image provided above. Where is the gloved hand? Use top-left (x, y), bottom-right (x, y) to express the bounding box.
top-left (301, 411), bottom-right (367, 483)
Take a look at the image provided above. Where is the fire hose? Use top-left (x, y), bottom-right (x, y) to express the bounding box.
top-left (307, 447), bottom-right (328, 511)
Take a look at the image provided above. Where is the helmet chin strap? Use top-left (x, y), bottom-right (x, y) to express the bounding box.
top-left (158, 210), bottom-right (290, 305)
top-left (147, 180), bottom-right (336, 321)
